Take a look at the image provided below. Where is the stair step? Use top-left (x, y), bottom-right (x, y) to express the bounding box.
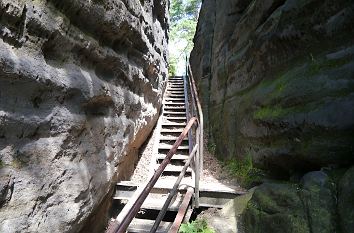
top-left (164, 103), bottom-right (185, 106)
top-left (168, 86), bottom-right (184, 89)
top-left (166, 89), bottom-right (184, 92)
top-left (167, 87), bottom-right (184, 89)
top-left (115, 181), bottom-right (189, 193)
top-left (163, 109), bottom-right (186, 113)
top-left (157, 154), bottom-right (189, 160)
top-left (163, 116), bottom-right (187, 120)
top-left (165, 94), bottom-right (185, 97)
top-left (160, 128), bottom-right (183, 133)
top-left (164, 105), bottom-right (186, 108)
top-left (165, 90), bottom-right (184, 95)
top-left (163, 120), bottom-right (187, 125)
top-left (156, 164), bottom-right (192, 174)
top-left (160, 136), bottom-right (188, 141)
top-left (127, 219), bottom-right (172, 233)
top-left (161, 122), bottom-right (186, 127)
top-left (158, 145), bottom-right (189, 150)
top-left (164, 100), bottom-right (185, 104)
top-left (163, 110), bottom-right (186, 114)
top-left (163, 111), bottom-right (186, 115)
top-left (159, 140), bottom-right (188, 147)
top-left (115, 192), bottom-right (184, 212)
top-left (164, 101), bottom-right (185, 106)
top-left (168, 85), bottom-right (184, 87)
top-left (168, 80), bottom-right (184, 82)
top-left (164, 97), bottom-right (185, 100)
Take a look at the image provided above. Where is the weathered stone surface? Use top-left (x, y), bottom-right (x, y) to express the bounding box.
top-left (338, 166), bottom-right (354, 233)
top-left (239, 171), bottom-right (337, 233)
top-left (191, 0), bottom-right (354, 174)
top-left (0, 0), bottom-right (168, 232)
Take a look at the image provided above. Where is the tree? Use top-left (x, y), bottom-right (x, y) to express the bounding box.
top-left (169, 0), bottom-right (201, 76)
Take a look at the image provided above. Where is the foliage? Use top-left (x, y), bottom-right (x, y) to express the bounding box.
top-left (224, 154), bottom-right (264, 187)
top-left (207, 141), bottom-right (216, 154)
top-left (169, 56), bottom-right (178, 76)
top-left (169, 0), bottom-right (201, 75)
top-left (179, 219), bottom-right (215, 233)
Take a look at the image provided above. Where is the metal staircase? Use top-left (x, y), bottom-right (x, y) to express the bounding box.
top-left (107, 65), bottom-right (244, 233)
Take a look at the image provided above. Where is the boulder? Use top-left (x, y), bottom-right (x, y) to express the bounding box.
top-left (240, 171), bottom-right (337, 233)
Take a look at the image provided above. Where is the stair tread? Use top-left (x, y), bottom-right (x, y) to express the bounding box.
top-left (164, 100), bottom-right (185, 102)
top-left (166, 89), bottom-right (184, 91)
top-left (128, 219), bottom-right (172, 233)
top-left (163, 111), bottom-right (186, 115)
top-left (164, 106), bottom-right (186, 109)
top-left (166, 91), bottom-right (185, 94)
top-left (116, 181), bottom-right (246, 195)
top-left (161, 122), bottom-right (187, 127)
top-left (160, 128), bottom-right (184, 132)
top-left (164, 97), bottom-right (185, 99)
top-left (156, 164), bottom-right (192, 173)
top-left (114, 193), bottom-right (184, 212)
top-left (165, 95), bottom-right (185, 98)
top-left (164, 103), bottom-right (185, 106)
top-left (157, 154), bottom-right (189, 160)
top-left (158, 145), bottom-right (189, 150)
top-left (163, 116), bottom-right (187, 119)
top-left (160, 136), bottom-right (188, 140)
top-left (164, 106), bottom-right (185, 109)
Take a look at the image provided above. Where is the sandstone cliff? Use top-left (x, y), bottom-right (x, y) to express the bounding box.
top-left (191, 0), bottom-right (354, 176)
top-left (191, 0), bottom-right (354, 232)
top-left (0, 0), bottom-right (168, 232)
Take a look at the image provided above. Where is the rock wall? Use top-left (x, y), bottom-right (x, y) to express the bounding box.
top-left (0, 0), bottom-right (168, 232)
top-left (191, 0), bottom-right (354, 175)
top-left (191, 0), bottom-right (354, 232)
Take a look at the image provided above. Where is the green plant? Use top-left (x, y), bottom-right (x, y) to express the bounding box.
top-left (169, 56), bottom-right (178, 76)
top-left (253, 106), bottom-right (287, 120)
top-left (224, 154), bottom-right (264, 187)
top-left (207, 141), bottom-right (216, 154)
top-left (179, 219), bottom-right (215, 233)
top-left (169, 0), bottom-right (201, 74)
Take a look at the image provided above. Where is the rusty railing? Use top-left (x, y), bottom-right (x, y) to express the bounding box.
top-left (109, 60), bottom-right (204, 233)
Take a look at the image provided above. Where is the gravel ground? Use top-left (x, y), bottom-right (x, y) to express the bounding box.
top-left (201, 138), bottom-right (242, 190)
top-left (129, 123), bottom-right (159, 183)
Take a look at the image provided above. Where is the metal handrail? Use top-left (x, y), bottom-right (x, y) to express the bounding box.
top-left (150, 144), bottom-right (198, 232)
top-left (110, 64), bottom-right (204, 232)
top-left (110, 117), bottom-right (199, 233)
top-left (186, 62), bottom-right (204, 207)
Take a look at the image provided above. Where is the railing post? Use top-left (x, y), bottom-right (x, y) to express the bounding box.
top-left (195, 126), bottom-right (200, 208)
